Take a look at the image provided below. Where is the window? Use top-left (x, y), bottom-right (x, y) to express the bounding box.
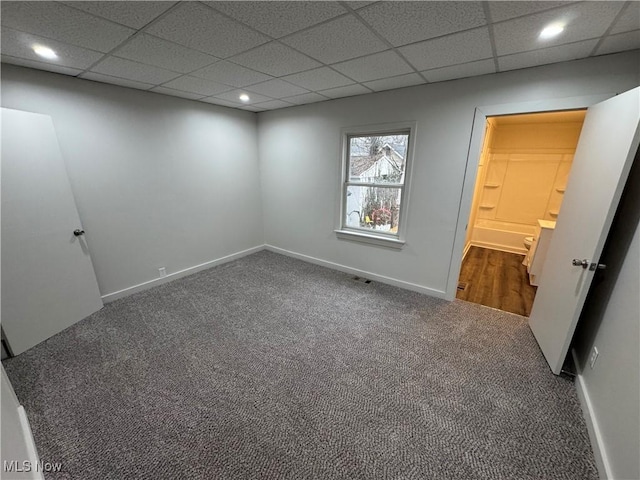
top-left (337, 123), bottom-right (415, 248)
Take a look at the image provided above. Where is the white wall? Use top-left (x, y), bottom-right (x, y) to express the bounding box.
top-left (1, 65), bottom-right (263, 298)
top-left (258, 51), bottom-right (639, 297)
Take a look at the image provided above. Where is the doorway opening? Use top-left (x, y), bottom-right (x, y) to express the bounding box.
top-left (457, 109), bottom-right (586, 316)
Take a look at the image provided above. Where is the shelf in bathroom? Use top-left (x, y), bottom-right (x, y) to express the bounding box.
top-left (484, 183), bottom-right (501, 188)
top-left (549, 210), bottom-right (559, 217)
top-left (555, 187), bottom-right (566, 193)
top-left (479, 204), bottom-right (495, 210)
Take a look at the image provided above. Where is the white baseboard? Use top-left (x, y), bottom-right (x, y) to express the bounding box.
top-left (470, 241), bottom-right (527, 255)
top-left (571, 349), bottom-right (612, 480)
top-left (264, 244), bottom-right (447, 299)
top-left (101, 245), bottom-right (265, 303)
top-left (17, 406), bottom-right (45, 480)
top-left (462, 242), bottom-right (472, 261)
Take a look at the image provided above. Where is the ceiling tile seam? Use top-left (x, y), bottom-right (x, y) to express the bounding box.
top-left (339, 1), bottom-right (430, 83)
top-left (495, 36), bottom-right (612, 62)
top-left (80, 75), bottom-right (155, 90)
top-left (244, 79), bottom-right (313, 98)
top-left (420, 56), bottom-right (496, 75)
top-left (482, 2), bottom-right (501, 73)
top-left (76, 1), bottom-right (184, 77)
top-left (587, 0), bottom-right (632, 57)
top-left (55, 0), bottom-right (177, 32)
top-left (0, 54), bottom-right (82, 74)
top-left (487, 0), bottom-right (587, 25)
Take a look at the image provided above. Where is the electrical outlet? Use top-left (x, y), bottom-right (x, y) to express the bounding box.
top-left (589, 346), bottom-right (599, 369)
top-left (158, 267), bottom-right (167, 278)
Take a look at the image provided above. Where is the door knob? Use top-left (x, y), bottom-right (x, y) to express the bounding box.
top-left (572, 259), bottom-right (589, 269)
top-left (73, 229), bottom-right (85, 237)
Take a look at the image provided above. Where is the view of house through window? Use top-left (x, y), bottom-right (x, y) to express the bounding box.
top-left (343, 132), bottom-right (410, 237)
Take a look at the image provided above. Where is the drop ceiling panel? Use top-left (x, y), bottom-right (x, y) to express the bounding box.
top-left (228, 42), bottom-right (321, 77)
top-left (91, 56), bottom-right (181, 84)
top-left (62, 1), bottom-right (174, 29)
top-left (1, 27), bottom-right (104, 70)
top-left (358, 1), bottom-right (486, 47)
top-left (422, 58), bottom-right (495, 82)
top-left (150, 86), bottom-right (206, 100)
top-left (596, 30), bottom-right (640, 56)
top-left (161, 76), bottom-right (233, 96)
top-left (115, 34), bottom-right (218, 74)
top-left (146, 2), bottom-right (269, 58)
top-left (208, 1), bottom-right (347, 38)
top-left (493, 2), bottom-right (626, 56)
top-left (213, 89), bottom-right (272, 105)
top-left (487, 1), bottom-right (577, 23)
top-left (281, 92), bottom-right (328, 105)
top-left (253, 99), bottom-right (294, 110)
top-left (281, 67), bottom-right (354, 91)
top-left (192, 61), bottom-right (272, 87)
top-left (498, 39), bottom-right (598, 71)
top-left (246, 79), bottom-right (309, 98)
top-left (363, 73), bottom-right (425, 92)
top-left (332, 50), bottom-right (414, 82)
top-left (318, 84), bottom-right (372, 99)
top-left (1, 55), bottom-right (83, 76)
top-left (201, 97), bottom-right (243, 108)
top-left (399, 27), bottom-right (493, 71)
top-left (81, 72), bottom-right (153, 91)
top-left (1, 2), bottom-right (135, 53)
top-left (609, 3), bottom-right (640, 35)
top-left (282, 15), bottom-right (388, 64)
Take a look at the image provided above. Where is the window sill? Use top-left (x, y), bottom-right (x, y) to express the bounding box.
top-left (335, 229), bottom-right (405, 249)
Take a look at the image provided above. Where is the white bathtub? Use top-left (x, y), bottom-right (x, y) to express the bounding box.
top-left (469, 220), bottom-right (536, 255)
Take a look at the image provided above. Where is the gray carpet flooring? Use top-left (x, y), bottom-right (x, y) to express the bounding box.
top-left (3, 251), bottom-right (597, 480)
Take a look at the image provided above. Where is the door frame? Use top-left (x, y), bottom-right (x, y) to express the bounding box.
top-left (446, 93), bottom-right (615, 300)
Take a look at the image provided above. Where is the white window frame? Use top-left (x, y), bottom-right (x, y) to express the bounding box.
top-left (335, 121), bottom-right (417, 249)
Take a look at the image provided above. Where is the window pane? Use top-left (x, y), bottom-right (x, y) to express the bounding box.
top-left (348, 134), bottom-right (409, 184)
top-left (345, 186), bottom-right (402, 233)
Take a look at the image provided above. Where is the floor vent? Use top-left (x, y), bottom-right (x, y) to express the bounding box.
top-left (353, 276), bottom-right (372, 284)
top-left (457, 282), bottom-right (468, 291)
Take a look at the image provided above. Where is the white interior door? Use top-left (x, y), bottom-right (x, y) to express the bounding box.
top-left (529, 87), bottom-right (640, 374)
top-left (1, 108), bottom-right (103, 355)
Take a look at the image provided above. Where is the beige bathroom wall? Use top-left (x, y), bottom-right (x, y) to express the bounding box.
top-left (468, 111), bottom-right (585, 253)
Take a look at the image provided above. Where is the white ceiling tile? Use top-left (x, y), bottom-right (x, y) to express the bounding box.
top-left (493, 2), bottom-right (626, 56)
top-left (363, 73), bottom-right (424, 92)
top-left (610, 3), bottom-right (640, 35)
top-left (332, 50), bottom-right (414, 82)
top-left (80, 72), bottom-right (154, 90)
top-left (1, 55), bottom-right (83, 76)
top-left (246, 79), bottom-right (309, 98)
top-left (1, 27), bottom-right (104, 70)
top-left (345, 2), bottom-right (378, 9)
top-left (115, 34), bottom-right (218, 73)
top-left (422, 59), bottom-right (495, 83)
top-left (282, 15), bottom-right (388, 64)
top-left (497, 39), bottom-right (598, 71)
top-left (318, 84), bottom-right (372, 99)
top-left (596, 30), bottom-right (640, 56)
top-left (488, 1), bottom-right (577, 23)
top-left (358, 1), bottom-right (486, 47)
top-left (228, 42), bottom-right (321, 77)
top-left (200, 97), bottom-right (243, 108)
top-left (91, 56), bottom-right (181, 84)
top-left (191, 61), bottom-right (272, 87)
top-left (63, 1), bottom-right (174, 29)
top-left (280, 92), bottom-right (328, 105)
top-left (207, 1), bottom-right (347, 38)
top-left (161, 76), bottom-right (233, 96)
top-left (399, 27), bottom-right (493, 71)
top-left (213, 89), bottom-right (272, 105)
top-left (1, 2), bottom-right (134, 53)
top-left (253, 99), bottom-right (294, 110)
top-left (146, 2), bottom-right (269, 58)
top-left (281, 67), bottom-right (354, 91)
top-left (150, 86), bottom-right (206, 100)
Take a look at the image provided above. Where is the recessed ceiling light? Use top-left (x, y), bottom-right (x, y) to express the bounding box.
top-left (33, 45), bottom-right (58, 60)
top-left (539, 23), bottom-right (565, 40)
top-left (239, 94), bottom-right (250, 103)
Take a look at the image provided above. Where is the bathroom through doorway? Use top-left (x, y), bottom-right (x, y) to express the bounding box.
top-left (457, 110), bottom-right (586, 316)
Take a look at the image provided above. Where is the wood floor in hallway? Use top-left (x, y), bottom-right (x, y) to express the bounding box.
top-left (457, 246), bottom-right (537, 317)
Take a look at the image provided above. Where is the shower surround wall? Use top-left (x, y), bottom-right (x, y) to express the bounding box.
top-left (466, 114), bottom-right (585, 255)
